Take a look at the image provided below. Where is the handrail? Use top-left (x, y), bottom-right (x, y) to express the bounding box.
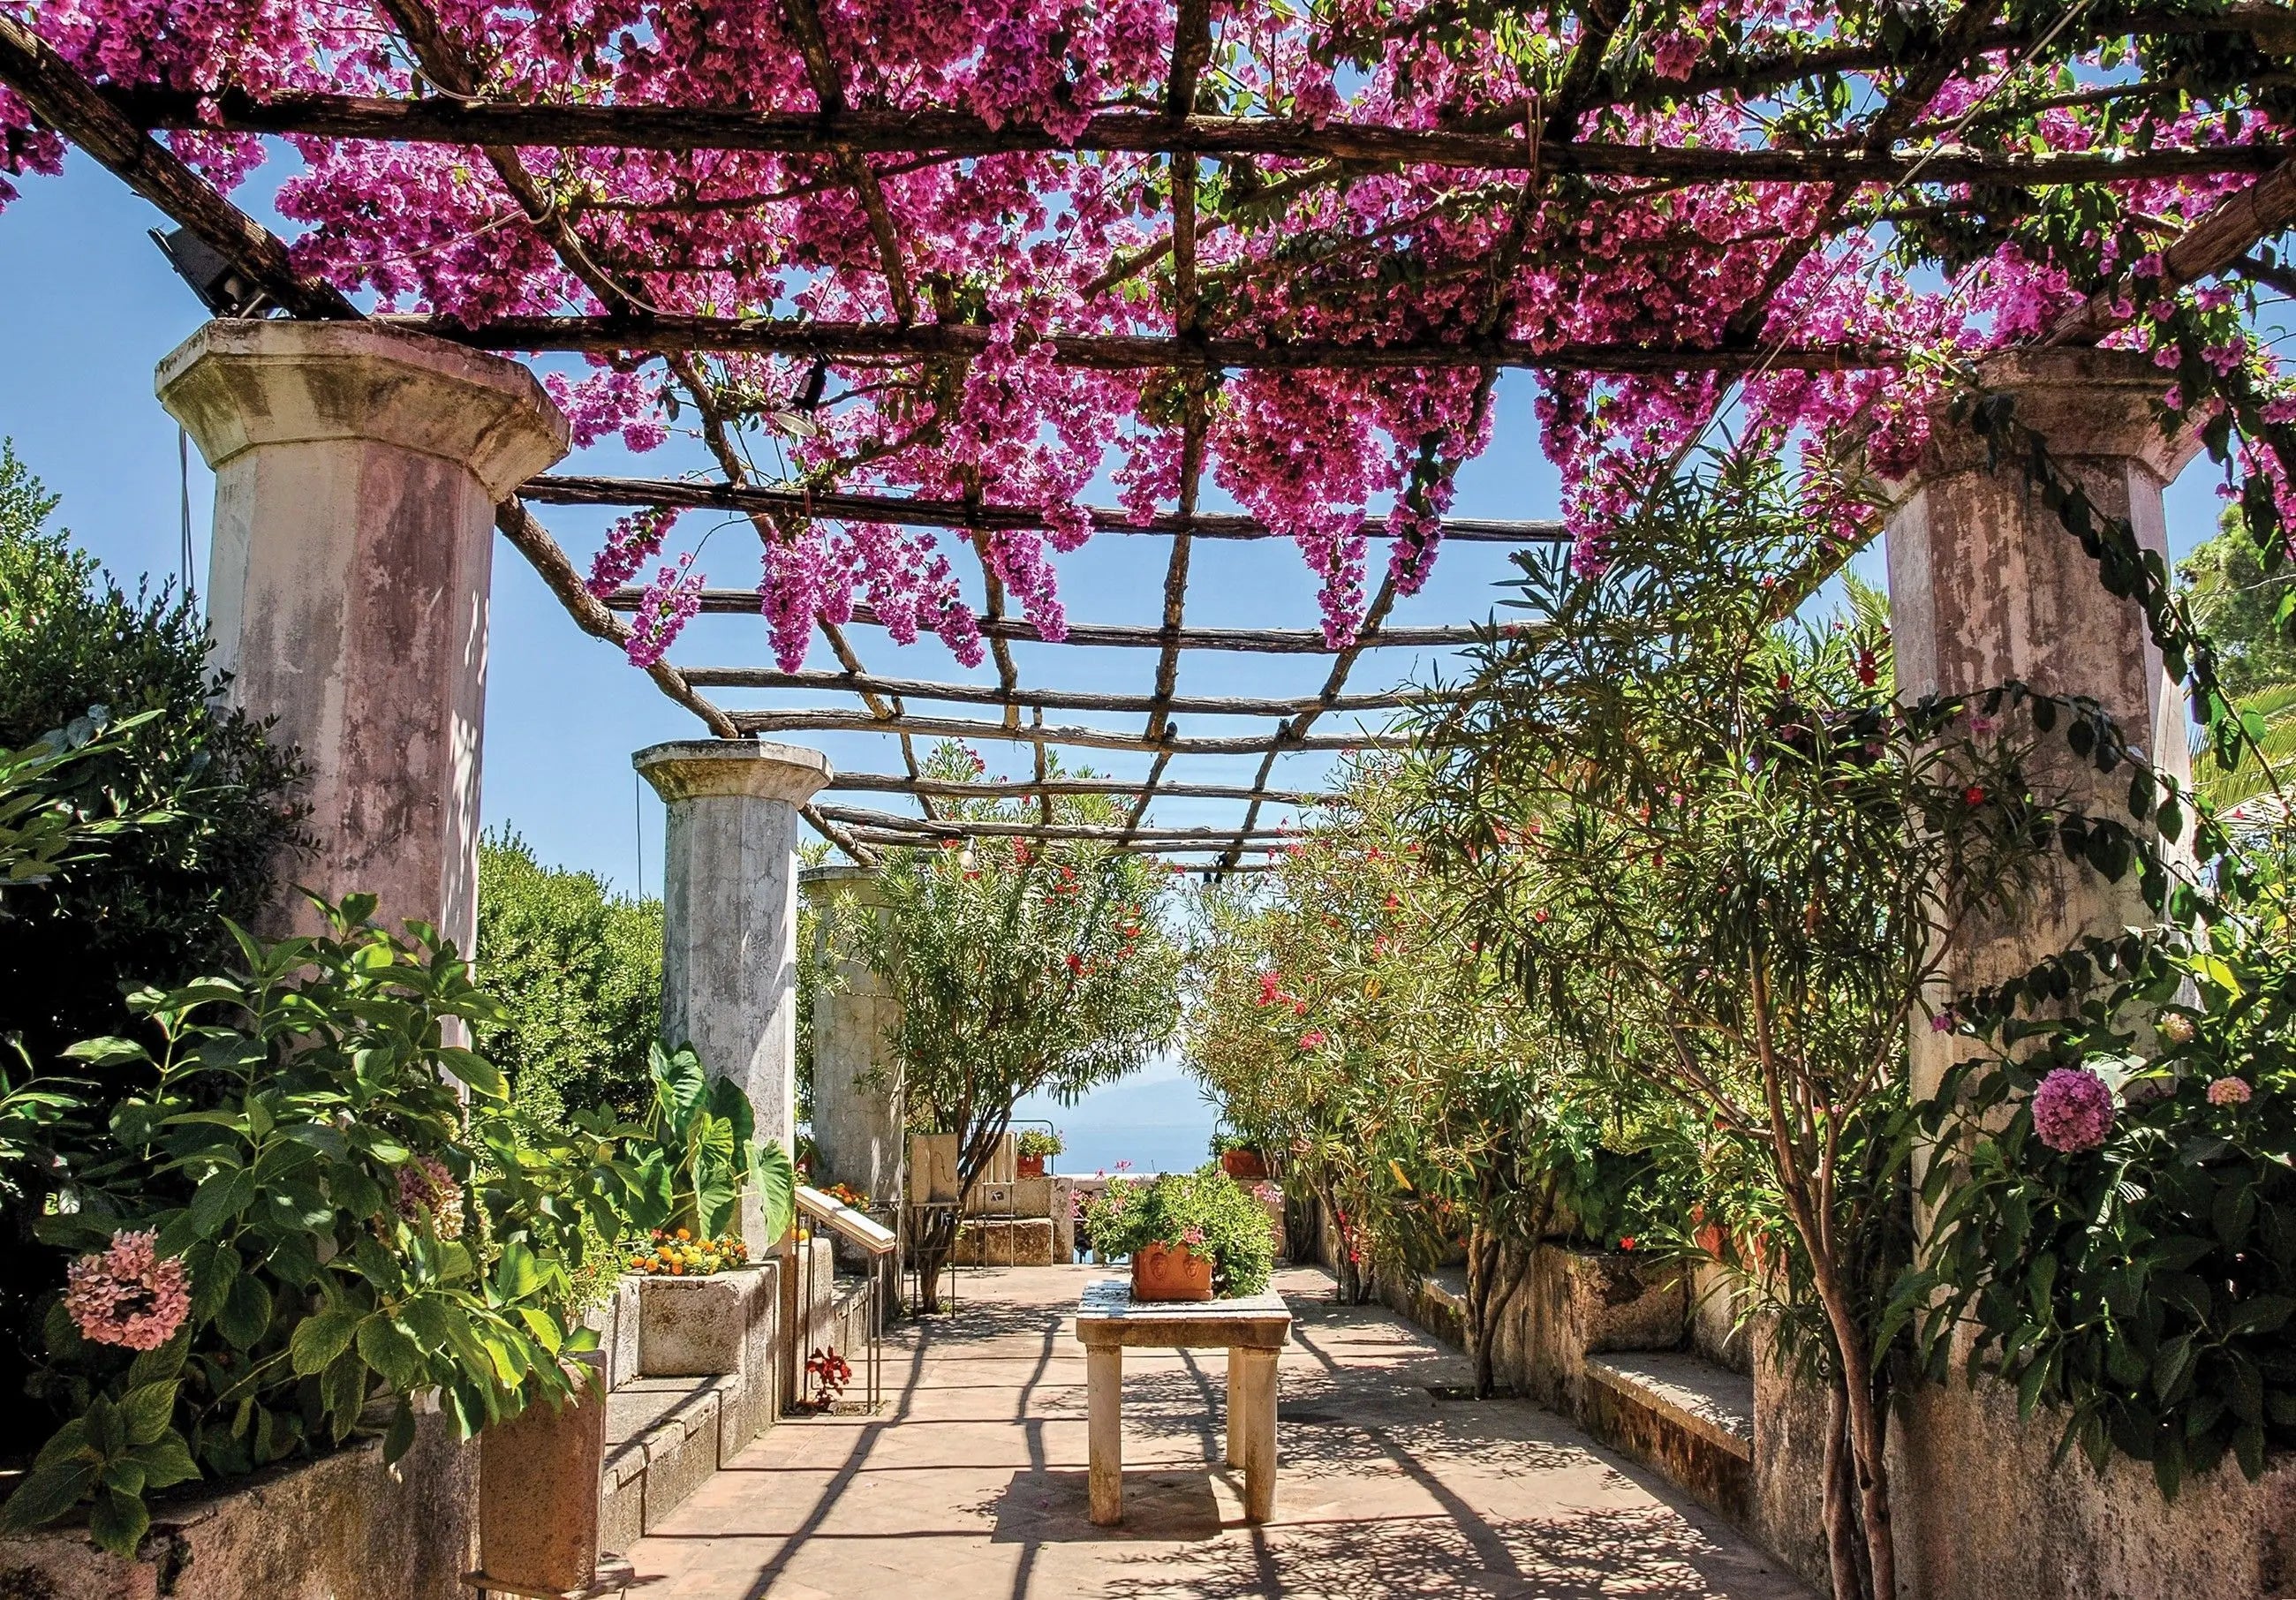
top-left (797, 1184), bottom-right (898, 1256)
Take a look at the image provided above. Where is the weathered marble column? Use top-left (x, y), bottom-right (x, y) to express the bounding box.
top-left (158, 320), bottom-right (569, 951)
top-left (1884, 346), bottom-right (2202, 1103)
top-left (798, 864), bottom-right (905, 1208)
top-left (1876, 348), bottom-right (2266, 1600)
top-left (637, 740), bottom-right (833, 1242)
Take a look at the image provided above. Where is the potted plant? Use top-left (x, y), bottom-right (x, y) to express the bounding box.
top-left (1081, 1168), bottom-right (1277, 1302)
top-left (1016, 1128), bottom-right (1062, 1179)
top-left (1212, 1128), bottom-right (1268, 1181)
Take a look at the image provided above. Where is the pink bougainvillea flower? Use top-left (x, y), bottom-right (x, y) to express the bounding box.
top-left (2208, 1076), bottom-right (2254, 1107)
top-left (65, 1229), bottom-right (191, 1352)
top-left (2031, 1068), bottom-right (2116, 1153)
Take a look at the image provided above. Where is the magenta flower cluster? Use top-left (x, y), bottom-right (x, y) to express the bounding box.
top-left (4, 2), bottom-right (2289, 668)
top-left (2030, 1068), bottom-right (2116, 1154)
top-left (64, 1229), bottom-right (191, 1352)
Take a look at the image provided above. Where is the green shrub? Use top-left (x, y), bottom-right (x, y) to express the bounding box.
top-left (1016, 1128), bottom-right (1063, 1159)
top-left (474, 830), bottom-right (661, 1127)
top-left (0, 442), bottom-right (304, 1068)
top-left (1914, 900), bottom-right (2296, 1497)
top-left (0, 896), bottom-right (631, 1556)
top-left (1082, 1168), bottom-right (1276, 1298)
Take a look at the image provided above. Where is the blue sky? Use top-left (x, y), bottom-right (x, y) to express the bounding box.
top-left (0, 152), bottom-right (2239, 1173)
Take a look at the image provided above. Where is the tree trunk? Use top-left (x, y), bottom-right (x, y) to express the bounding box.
top-left (1821, 1373), bottom-right (1863, 1600)
top-left (1812, 1255), bottom-right (1894, 1600)
top-left (1315, 1178), bottom-right (1367, 1302)
top-left (911, 1206), bottom-right (957, 1314)
top-left (1465, 1224), bottom-right (1527, 1400)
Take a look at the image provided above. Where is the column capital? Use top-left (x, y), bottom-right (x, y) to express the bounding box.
top-left (636, 740), bottom-right (833, 805)
top-left (800, 863), bottom-right (884, 904)
top-left (157, 318), bottom-right (569, 499)
top-left (1893, 346), bottom-right (2204, 495)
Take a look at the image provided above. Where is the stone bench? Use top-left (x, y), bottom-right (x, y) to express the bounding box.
top-left (1584, 1350), bottom-right (1756, 1524)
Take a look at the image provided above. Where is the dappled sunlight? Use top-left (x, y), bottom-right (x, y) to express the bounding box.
top-left (623, 1264), bottom-right (1808, 1598)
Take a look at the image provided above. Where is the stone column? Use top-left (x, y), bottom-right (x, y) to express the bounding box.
top-left (1884, 346), bottom-right (2202, 1103)
top-left (1879, 349), bottom-right (2251, 1600)
top-left (799, 864), bottom-right (906, 1209)
top-left (158, 320), bottom-right (569, 951)
top-left (638, 740), bottom-right (833, 1242)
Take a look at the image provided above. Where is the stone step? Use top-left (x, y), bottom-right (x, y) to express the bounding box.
top-left (1583, 1350), bottom-right (1756, 1524)
top-left (600, 1375), bottom-right (748, 1555)
top-left (594, 1269), bottom-right (881, 1557)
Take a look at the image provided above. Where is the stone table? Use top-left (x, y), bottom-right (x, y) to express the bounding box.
top-left (1072, 1278), bottom-right (1292, 1526)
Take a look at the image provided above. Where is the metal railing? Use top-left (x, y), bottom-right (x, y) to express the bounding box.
top-left (789, 1184), bottom-right (897, 1415)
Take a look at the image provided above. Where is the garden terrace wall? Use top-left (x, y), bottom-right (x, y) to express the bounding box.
top-left (0, 1410), bottom-right (474, 1600)
top-left (1338, 1216), bottom-right (2296, 1599)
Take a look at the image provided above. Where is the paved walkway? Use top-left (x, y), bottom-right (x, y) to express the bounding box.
top-left (623, 1264), bottom-right (1810, 1598)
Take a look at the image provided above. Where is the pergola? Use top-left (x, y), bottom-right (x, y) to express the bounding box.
top-left (3, 1), bottom-right (2291, 872)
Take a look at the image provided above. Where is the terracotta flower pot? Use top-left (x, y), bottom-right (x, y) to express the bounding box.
top-left (1220, 1148), bottom-right (1267, 1181)
top-left (1130, 1240), bottom-right (1215, 1302)
top-left (1017, 1153), bottom-right (1046, 1179)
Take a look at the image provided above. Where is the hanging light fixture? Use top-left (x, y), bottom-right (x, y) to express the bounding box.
top-left (148, 226), bottom-right (272, 317)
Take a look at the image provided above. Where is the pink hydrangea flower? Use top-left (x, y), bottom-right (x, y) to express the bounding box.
top-left (64, 1230), bottom-right (191, 1352)
top-left (2031, 1068), bottom-right (2115, 1153)
top-left (2208, 1076), bottom-right (2254, 1107)
top-left (397, 1155), bottom-right (465, 1240)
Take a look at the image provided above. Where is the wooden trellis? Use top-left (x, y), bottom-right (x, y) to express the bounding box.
top-left (3, 3), bottom-right (2292, 872)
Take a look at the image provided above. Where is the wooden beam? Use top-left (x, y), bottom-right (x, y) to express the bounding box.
top-left (819, 805), bottom-right (1294, 842)
top-left (840, 827), bottom-right (1286, 859)
top-left (495, 501), bottom-right (744, 740)
top-left (2047, 155), bottom-right (2296, 345)
top-left (728, 707), bottom-right (1403, 754)
top-left (0, 14), bottom-right (355, 320)
top-left (114, 86), bottom-right (2292, 186)
top-left (609, 590), bottom-right (1490, 651)
top-left (397, 314), bottom-right (1893, 374)
top-left (827, 773), bottom-right (1334, 804)
top-left (679, 666), bottom-right (1435, 715)
top-left (524, 473), bottom-right (1569, 543)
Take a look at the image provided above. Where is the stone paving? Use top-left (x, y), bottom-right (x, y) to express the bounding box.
top-left (621, 1264), bottom-right (1811, 1599)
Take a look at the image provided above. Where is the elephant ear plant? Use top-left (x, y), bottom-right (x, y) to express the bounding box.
top-left (0, 895), bottom-right (638, 1558)
top-left (611, 1040), bottom-right (797, 1248)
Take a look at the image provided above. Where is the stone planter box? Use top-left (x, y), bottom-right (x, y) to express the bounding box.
top-left (0, 1411), bottom-right (474, 1600)
top-left (952, 1217), bottom-right (1055, 1266)
top-left (479, 1371), bottom-right (608, 1596)
top-left (634, 1260), bottom-right (782, 1445)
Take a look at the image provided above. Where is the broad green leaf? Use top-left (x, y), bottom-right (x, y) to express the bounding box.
top-left (131, 1434), bottom-right (200, 1491)
top-left (356, 1315), bottom-right (428, 1392)
top-left (289, 1309), bottom-right (360, 1377)
top-left (0, 1459), bottom-right (98, 1533)
top-left (381, 1399), bottom-right (418, 1466)
top-left (118, 1383), bottom-right (177, 1448)
top-left (87, 1486), bottom-right (149, 1558)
